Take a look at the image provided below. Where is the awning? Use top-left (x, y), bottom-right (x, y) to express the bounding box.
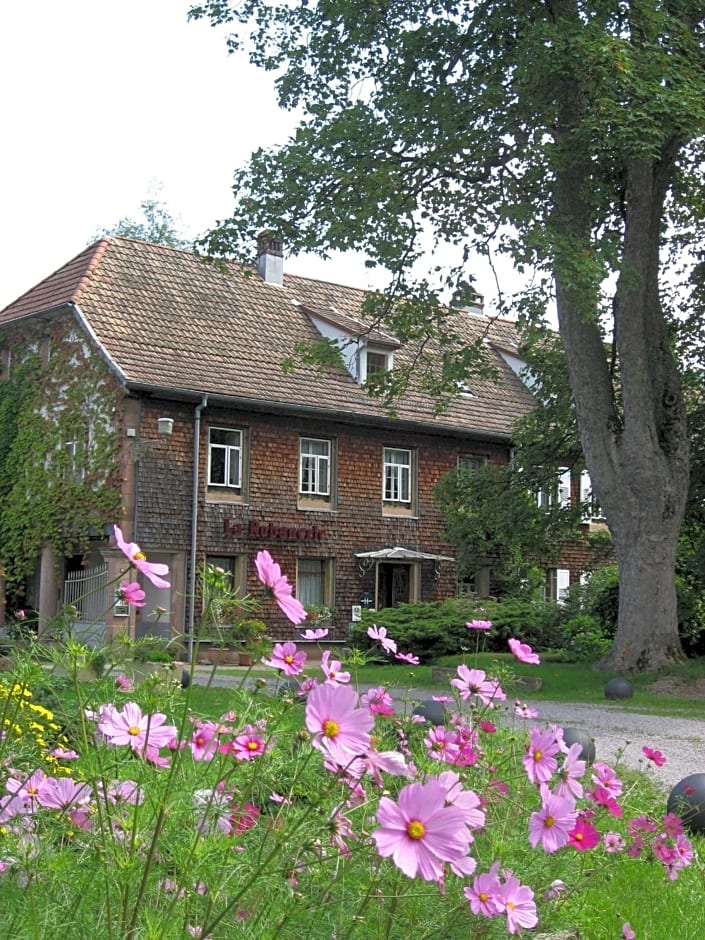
top-left (354, 546), bottom-right (455, 563)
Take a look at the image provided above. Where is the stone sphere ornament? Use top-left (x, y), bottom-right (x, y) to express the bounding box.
top-left (560, 727), bottom-right (596, 764)
top-left (604, 677), bottom-right (634, 700)
top-left (412, 699), bottom-right (447, 726)
top-left (667, 774), bottom-right (705, 834)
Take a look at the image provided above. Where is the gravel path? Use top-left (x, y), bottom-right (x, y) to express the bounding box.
top-left (190, 669), bottom-right (704, 793)
top-left (517, 698), bottom-right (705, 793)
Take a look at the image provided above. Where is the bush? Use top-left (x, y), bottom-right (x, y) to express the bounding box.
top-left (352, 596), bottom-right (571, 662)
top-left (582, 565), bottom-right (705, 657)
top-left (559, 614), bottom-right (611, 662)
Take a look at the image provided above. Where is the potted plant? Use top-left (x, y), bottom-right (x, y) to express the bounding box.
top-left (195, 564), bottom-right (263, 666)
top-left (229, 617), bottom-right (269, 665)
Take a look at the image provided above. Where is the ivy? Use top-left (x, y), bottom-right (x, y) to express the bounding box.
top-left (0, 319), bottom-right (122, 590)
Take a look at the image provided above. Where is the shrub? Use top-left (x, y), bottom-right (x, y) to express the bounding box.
top-left (558, 614), bottom-right (612, 662)
top-left (352, 596), bottom-right (570, 662)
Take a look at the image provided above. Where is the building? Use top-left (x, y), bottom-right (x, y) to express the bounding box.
top-left (0, 235), bottom-right (594, 647)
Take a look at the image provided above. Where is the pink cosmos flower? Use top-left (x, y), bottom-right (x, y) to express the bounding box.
top-left (436, 770), bottom-right (486, 833)
top-left (642, 745), bottom-right (666, 767)
top-left (508, 637), bottom-right (540, 664)
top-left (528, 784), bottom-right (577, 852)
top-left (115, 674), bottom-right (135, 692)
top-left (622, 924), bottom-right (636, 940)
top-left (299, 627), bottom-right (329, 640)
top-left (49, 747), bottom-right (79, 760)
top-left (305, 682), bottom-right (374, 765)
top-left (118, 580), bottom-right (146, 608)
top-left (321, 650), bottom-right (351, 685)
top-left (451, 665), bottom-right (501, 707)
top-left (464, 861), bottom-right (503, 917)
top-left (543, 879), bottom-right (566, 901)
top-left (568, 816), bottom-right (600, 851)
top-left (98, 702), bottom-right (177, 754)
top-left (523, 726), bottom-right (561, 784)
top-left (113, 525), bottom-right (170, 588)
top-left (373, 779), bottom-right (474, 881)
top-left (499, 873), bottom-right (538, 934)
top-left (466, 619), bottom-right (492, 630)
top-left (424, 726), bottom-right (461, 764)
top-left (6, 770), bottom-right (53, 809)
top-left (604, 831), bottom-right (626, 853)
top-left (228, 729), bottom-right (266, 761)
top-left (360, 686), bottom-right (395, 716)
top-left (36, 778), bottom-right (90, 811)
top-left (254, 550), bottom-right (307, 624)
top-left (554, 742), bottom-right (586, 800)
top-left (189, 721), bottom-right (220, 761)
top-left (348, 748), bottom-right (413, 787)
top-left (514, 700), bottom-right (539, 719)
top-left (592, 786), bottom-right (623, 818)
top-left (592, 762), bottom-right (623, 797)
top-left (262, 641), bottom-right (307, 676)
top-left (367, 624), bottom-right (397, 654)
top-left (395, 651), bottom-right (420, 665)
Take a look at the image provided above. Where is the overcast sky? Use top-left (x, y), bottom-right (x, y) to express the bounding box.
top-left (0, 0), bottom-right (519, 312)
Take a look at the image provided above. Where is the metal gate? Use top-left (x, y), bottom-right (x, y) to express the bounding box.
top-left (63, 562), bottom-right (109, 647)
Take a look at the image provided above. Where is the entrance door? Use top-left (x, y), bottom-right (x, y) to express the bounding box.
top-left (377, 563), bottom-right (411, 609)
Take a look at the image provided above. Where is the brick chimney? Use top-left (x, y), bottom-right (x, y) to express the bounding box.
top-left (256, 231), bottom-right (283, 286)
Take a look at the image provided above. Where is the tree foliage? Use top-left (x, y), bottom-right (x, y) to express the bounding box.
top-left (190, 0), bottom-right (705, 670)
top-left (93, 187), bottom-right (191, 249)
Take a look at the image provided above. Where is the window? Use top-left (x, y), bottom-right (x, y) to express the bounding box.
top-left (205, 555), bottom-right (247, 599)
top-left (543, 568), bottom-right (570, 604)
top-left (383, 447), bottom-right (412, 503)
top-left (458, 454), bottom-right (488, 471)
top-left (296, 557), bottom-right (335, 610)
top-left (366, 350), bottom-right (388, 376)
top-left (208, 427), bottom-right (242, 489)
top-left (579, 469), bottom-right (604, 522)
top-left (299, 438), bottom-right (331, 497)
top-left (537, 467), bottom-right (571, 510)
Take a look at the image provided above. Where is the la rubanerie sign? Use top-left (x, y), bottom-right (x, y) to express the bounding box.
top-left (223, 519), bottom-right (324, 541)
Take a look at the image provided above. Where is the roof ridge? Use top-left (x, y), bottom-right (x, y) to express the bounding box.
top-left (71, 238), bottom-right (112, 303)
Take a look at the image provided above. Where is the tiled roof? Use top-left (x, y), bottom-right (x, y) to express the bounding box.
top-left (0, 237), bottom-right (534, 437)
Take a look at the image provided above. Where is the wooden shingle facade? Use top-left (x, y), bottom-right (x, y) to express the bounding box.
top-left (0, 236), bottom-right (589, 645)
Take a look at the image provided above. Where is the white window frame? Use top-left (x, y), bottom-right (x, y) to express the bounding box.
top-left (299, 437), bottom-right (331, 497)
top-left (544, 567), bottom-right (570, 604)
top-left (383, 447), bottom-right (412, 503)
top-left (208, 427), bottom-right (243, 489)
top-left (537, 466), bottom-right (571, 510)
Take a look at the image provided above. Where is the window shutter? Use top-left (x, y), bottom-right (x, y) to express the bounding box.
top-left (558, 468), bottom-right (572, 507)
top-left (557, 568), bottom-right (570, 603)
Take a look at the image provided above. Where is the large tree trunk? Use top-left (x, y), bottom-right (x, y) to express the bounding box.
top-left (553, 89), bottom-right (689, 671)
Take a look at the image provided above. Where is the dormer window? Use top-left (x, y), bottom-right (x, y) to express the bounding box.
top-left (363, 347), bottom-right (392, 383)
top-left (366, 350), bottom-right (388, 376)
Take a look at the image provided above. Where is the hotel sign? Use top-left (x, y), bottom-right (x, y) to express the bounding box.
top-left (223, 518), bottom-right (325, 541)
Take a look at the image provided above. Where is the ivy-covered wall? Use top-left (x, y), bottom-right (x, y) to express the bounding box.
top-left (0, 314), bottom-right (123, 596)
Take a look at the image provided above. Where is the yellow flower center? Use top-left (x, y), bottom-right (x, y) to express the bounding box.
top-left (128, 726), bottom-right (141, 736)
top-left (533, 749), bottom-right (543, 762)
top-left (246, 740), bottom-right (259, 751)
top-left (507, 901), bottom-right (515, 911)
top-left (322, 720), bottom-right (339, 739)
top-left (575, 831), bottom-right (583, 841)
top-left (406, 820), bottom-right (426, 841)
top-left (545, 814), bottom-right (555, 828)
top-left (133, 551), bottom-right (146, 561)
top-left (284, 654), bottom-right (294, 664)
top-left (479, 892), bottom-right (488, 903)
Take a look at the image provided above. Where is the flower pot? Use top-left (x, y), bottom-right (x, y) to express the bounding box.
top-left (238, 652), bottom-right (254, 667)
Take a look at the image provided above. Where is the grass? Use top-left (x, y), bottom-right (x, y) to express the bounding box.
top-left (183, 650), bottom-right (705, 719)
